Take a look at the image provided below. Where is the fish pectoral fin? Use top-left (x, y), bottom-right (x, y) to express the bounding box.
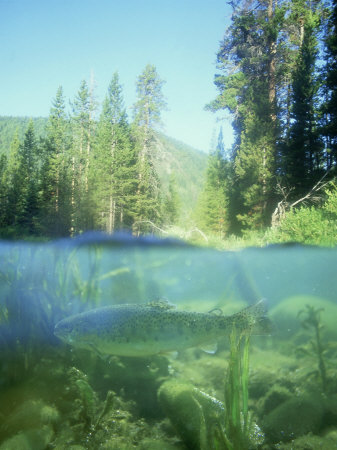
top-left (88, 343), bottom-right (108, 360)
top-left (200, 342), bottom-right (218, 354)
top-left (159, 350), bottom-right (179, 359)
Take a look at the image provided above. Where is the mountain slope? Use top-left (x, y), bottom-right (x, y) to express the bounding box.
top-left (0, 116), bottom-right (47, 152)
top-left (154, 133), bottom-right (206, 218)
top-left (0, 116), bottom-right (207, 220)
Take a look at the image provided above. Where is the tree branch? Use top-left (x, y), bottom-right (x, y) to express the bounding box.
top-left (271, 171), bottom-right (332, 227)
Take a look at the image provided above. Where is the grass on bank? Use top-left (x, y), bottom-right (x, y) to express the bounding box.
top-left (167, 182), bottom-right (337, 249)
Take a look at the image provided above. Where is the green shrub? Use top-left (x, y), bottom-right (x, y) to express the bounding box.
top-left (266, 183), bottom-right (337, 246)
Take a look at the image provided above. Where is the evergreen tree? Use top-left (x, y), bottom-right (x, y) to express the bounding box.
top-left (40, 86), bottom-right (71, 236)
top-left (162, 173), bottom-right (181, 226)
top-left (2, 131), bottom-right (21, 231)
top-left (284, 9), bottom-right (323, 196)
top-left (92, 73), bottom-right (137, 232)
top-left (196, 128), bottom-right (230, 237)
top-left (16, 120), bottom-right (40, 235)
top-left (206, 0), bottom-right (332, 232)
top-left (133, 64), bottom-right (167, 130)
top-left (70, 79), bottom-right (97, 234)
top-left (112, 122), bottom-right (138, 230)
top-left (322, 0), bottom-right (337, 167)
top-left (0, 154), bottom-right (7, 229)
top-left (132, 64), bottom-right (166, 234)
top-left (207, 1), bottom-right (283, 231)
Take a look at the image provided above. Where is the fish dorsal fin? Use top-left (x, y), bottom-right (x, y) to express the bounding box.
top-left (145, 299), bottom-right (176, 310)
top-left (208, 308), bottom-right (223, 316)
top-left (200, 342), bottom-right (218, 354)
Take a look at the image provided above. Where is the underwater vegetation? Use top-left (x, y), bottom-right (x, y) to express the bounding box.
top-left (297, 304), bottom-right (328, 393)
top-left (158, 329), bottom-right (265, 450)
top-left (0, 235), bottom-right (337, 449)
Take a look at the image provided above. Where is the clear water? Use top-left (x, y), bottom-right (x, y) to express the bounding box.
top-left (0, 233), bottom-right (336, 449)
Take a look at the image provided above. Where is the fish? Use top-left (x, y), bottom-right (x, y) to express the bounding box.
top-left (54, 299), bottom-right (271, 358)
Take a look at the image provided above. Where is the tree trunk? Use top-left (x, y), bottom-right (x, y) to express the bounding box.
top-left (108, 194), bottom-right (116, 233)
top-left (268, 0), bottom-right (277, 125)
top-left (70, 156), bottom-right (75, 236)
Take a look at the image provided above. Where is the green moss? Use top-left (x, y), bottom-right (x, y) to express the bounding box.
top-left (262, 395), bottom-right (325, 444)
top-left (1, 399), bottom-right (59, 439)
top-left (0, 425), bottom-right (54, 450)
top-left (139, 439), bottom-right (181, 450)
top-left (275, 432), bottom-right (337, 449)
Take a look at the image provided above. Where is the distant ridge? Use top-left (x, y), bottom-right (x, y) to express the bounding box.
top-left (0, 116), bottom-right (47, 153)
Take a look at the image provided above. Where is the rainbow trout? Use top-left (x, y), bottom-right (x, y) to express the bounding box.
top-left (54, 300), bottom-right (270, 357)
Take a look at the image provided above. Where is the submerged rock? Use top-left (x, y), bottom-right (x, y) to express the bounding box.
top-left (257, 384), bottom-right (293, 416)
top-left (138, 438), bottom-right (181, 450)
top-left (263, 394), bottom-right (325, 444)
top-left (1, 399), bottom-right (59, 438)
top-left (158, 380), bottom-right (225, 449)
top-left (0, 425), bottom-right (53, 450)
top-left (324, 393), bottom-right (337, 427)
top-left (274, 431), bottom-right (337, 449)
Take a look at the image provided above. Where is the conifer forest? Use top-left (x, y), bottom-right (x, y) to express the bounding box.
top-left (0, 0), bottom-right (337, 243)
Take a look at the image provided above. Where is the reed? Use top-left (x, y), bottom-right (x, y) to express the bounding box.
top-left (223, 327), bottom-right (252, 449)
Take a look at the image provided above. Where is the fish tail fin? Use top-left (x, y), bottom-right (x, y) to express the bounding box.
top-left (233, 299), bottom-right (272, 336)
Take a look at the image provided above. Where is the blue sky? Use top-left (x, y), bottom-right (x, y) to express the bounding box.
top-left (0, 0), bottom-right (233, 152)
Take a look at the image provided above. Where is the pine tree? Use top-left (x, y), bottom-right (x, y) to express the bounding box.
top-left (2, 131), bottom-right (21, 231)
top-left (207, 1), bottom-right (283, 231)
top-left (284, 9), bottom-right (323, 197)
top-left (322, 0), bottom-right (337, 168)
top-left (162, 173), bottom-right (181, 226)
top-left (92, 72), bottom-right (137, 232)
top-left (40, 86), bottom-right (71, 236)
top-left (196, 128), bottom-right (230, 237)
top-left (70, 79), bottom-right (97, 234)
top-left (16, 120), bottom-right (39, 235)
top-left (132, 64), bottom-right (166, 234)
top-left (0, 154), bottom-right (7, 230)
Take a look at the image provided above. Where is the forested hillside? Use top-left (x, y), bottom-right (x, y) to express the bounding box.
top-left (0, 116), bottom-right (47, 153)
top-left (0, 66), bottom-right (206, 239)
top-left (0, 116), bottom-right (206, 226)
top-left (1, 0), bottom-right (337, 244)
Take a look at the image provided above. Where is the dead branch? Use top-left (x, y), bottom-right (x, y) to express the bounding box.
top-left (132, 220), bottom-right (169, 235)
top-left (183, 227), bottom-right (209, 243)
top-left (271, 171), bottom-right (331, 227)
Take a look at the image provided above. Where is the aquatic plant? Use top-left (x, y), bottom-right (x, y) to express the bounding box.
top-left (0, 241), bottom-right (106, 388)
top-left (297, 304), bottom-right (328, 393)
top-left (71, 245), bottom-right (103, 310)
top-left (219, 327), bottom-right (263, 449)
top-left (0, 247), bottom-right (58, 384)
top-left (67, 367), bottom-right (121, 446)
top-left (225, 328), bottom-right (249, 446)
top-left (176, 326), bottom-right (263, 450)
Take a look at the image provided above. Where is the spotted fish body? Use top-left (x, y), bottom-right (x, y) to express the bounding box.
top-left (54, 300), bottom-right (270, 357)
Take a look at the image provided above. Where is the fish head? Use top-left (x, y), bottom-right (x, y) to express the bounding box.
top-left (54, 315), bottom-right (94, 350)
top-left (54, 309), bottom-right (108, 354)
top-left (54, 316), bottom-right (78, 344)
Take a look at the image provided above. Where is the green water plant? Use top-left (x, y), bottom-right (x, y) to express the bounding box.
top-left (220, 327), bottom-right (263, 449)
top-left (68, 367), bottom-right (120, 445)
top-left (196, 327), bottom-right (263, 450)
top-left (297, 304), bottom-right (328, 393)
top-left (224, 328), bottom-right (250, 447)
